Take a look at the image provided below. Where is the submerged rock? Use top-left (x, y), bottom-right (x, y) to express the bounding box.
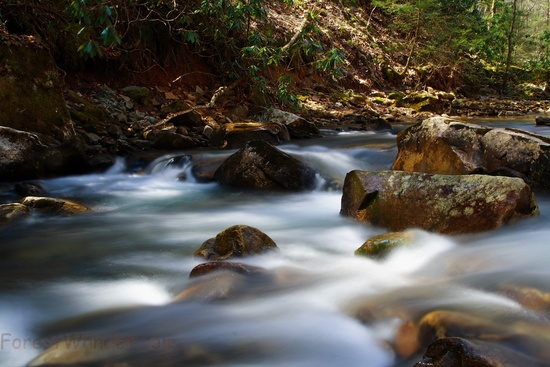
top-left (393, 116), bottom-right (550, 190)
top-left (214, 140), bottom-right (318, 191)
top-left (340, 170), bottom-right (538, 234)
top-left (355, 231), bottom-right (415, 259)
top-left (535, 115), bottom-right (550, 126)
top-left (14, 182), bottom-right (47, 197)
top-left (0, 203), bottom-right (29, 224)
top-left (189, 262), bottom-right (265, 278)
top-left (415, 337), bottom-right (547, 367)
top-left (21, 196), bottom-right (90, 215)
top-left (194, 224), bottom-right (278, 260)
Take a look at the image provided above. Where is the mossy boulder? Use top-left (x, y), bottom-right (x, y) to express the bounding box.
top-left (0, 37), bottom-right (75, 143)
top-left (340, 170), bottom-right (538, 234)
top-left (393, 116), bottom-right (550, 191)
top-left (194, 224), bottom-right (278, 260)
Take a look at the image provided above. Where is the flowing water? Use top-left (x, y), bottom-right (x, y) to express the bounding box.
top-left (1, 118), bottom-right (550, 366)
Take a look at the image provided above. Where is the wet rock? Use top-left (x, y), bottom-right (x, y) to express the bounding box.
top-left (21, 196), bottom-right (90, 215)
top-left (535, 115), bottom-right (550, 126)
top-left (210, 122), bottom-right (290, 149)
top-left (393, 116), bottom-right (550, 191)
top-left (397, 91), bottom-right (448, 113)
top-left (151, 131), bottom-right (198, 150)
top-left (416, 310), bottom-right (550, 362)
top-left (340, 170), bottom-right (538, 234)
top-left (164, 109), bottom-right (203, 128)
top-left (499, 284), bottom-right (550, 312)
top-left (260, 107), bottom-right (321, 139)
top-left (14, 182), bottom-right (47, 197)
top-left (340, 114), bottom-right (393, 132)
top-left (287, 119), bottom-right (321, 139)
top-left (415, 337), bottom-right (547, 367)
top-left (0, 203), bottom-right (29, 224)
top-left (355, 231), bottom-right (415, 259)
top-left (214, 140), bottom-right (318, 191)
top-left (190, 262), bottom-right (265, 278)
top-left (190, 156), bottom-right (226, 183)
top-left (194, 224), bottom-right (278, 260)
top-left (0, 126), bottom-right (48, 181)
top-left (173, 272), bottom-right (247, 302)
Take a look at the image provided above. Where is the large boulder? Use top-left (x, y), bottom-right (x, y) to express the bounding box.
top-left (0, 35), bottom-right (85, 180)
top-left (194, 224), bottom-right (278, 260)
top-left (0, 36), bottom-right (75, 143)
top-left (340, 170), bottom-right (538, 234)
top-left (393, 116), bottom-right (550, 190)
top-left (0, 127), bottom-right (49, 180)
top-left (215, 140), bottom-right (318, 191)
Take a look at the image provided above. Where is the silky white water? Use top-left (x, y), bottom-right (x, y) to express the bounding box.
top-left (1, 119), bottom-right (549, 366)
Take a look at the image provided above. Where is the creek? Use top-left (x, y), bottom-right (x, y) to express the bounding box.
top-left (1, 118), bottom-right (550, 366)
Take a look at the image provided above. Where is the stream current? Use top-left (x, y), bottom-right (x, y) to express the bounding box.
top-left (1, 118), bottom-right (550, 366)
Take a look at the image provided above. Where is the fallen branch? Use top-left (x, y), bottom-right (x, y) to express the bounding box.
top-left (281, 11), bottom-right (311, 53)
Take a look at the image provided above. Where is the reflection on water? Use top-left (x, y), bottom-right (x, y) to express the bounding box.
top-left (1, 119), bottom-right (550, 366)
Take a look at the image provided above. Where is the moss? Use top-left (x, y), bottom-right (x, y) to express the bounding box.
top-left (0, 41), bottom-right (72, 142)
top-left (355, 231), bottom-right (415, 259)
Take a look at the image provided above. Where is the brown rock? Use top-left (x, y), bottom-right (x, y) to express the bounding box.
top-left (0, 203), bottom-right (29, 224)
top-left (189, 262), bottom-right (265, 278)
top-left (355, 231), bottom-right (415, 259)
top-left (0, 37), bottom-right (75, 143)
top-left (393, 116), bottom-right (550, 190)
top-left (414, 337), bottom-right (547, 367)
top-left (210, 122), bottom-right (290, 149)
top-left (340, 170), bottom-right (538, 234)
top-left (214, 140), bottom-right (318, 191)
top-left (194, 224), bottom-right (278, 260)
top-left (21, 196), bottom-right (90, 215)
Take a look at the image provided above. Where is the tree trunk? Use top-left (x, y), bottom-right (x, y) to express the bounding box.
top-left (502, 0), bottom-right (519, 94)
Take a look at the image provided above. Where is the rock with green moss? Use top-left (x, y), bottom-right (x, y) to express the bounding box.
top-left (355, 231), bottom-right (415, 259)
top-left (121, 86), bottom-right (150, 104)
top-left (397, 91), bottom-right (447, 113)
top-left (340, 170), bottom-right (538, 235)
top-left (194, 224), bottom-right (278, 260)
top-left (0, 36), bottom-right (75, 143)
